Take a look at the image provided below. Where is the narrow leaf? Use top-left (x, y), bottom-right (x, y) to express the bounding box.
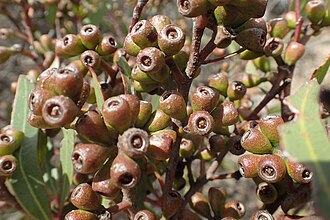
top-left (279, 80), bottom-right (330, 217)
top-left (10, 75), bottom-right (52, 220)
top-left (59, 128), bottom-right (75, 207)
top-left (310, 54), bottom-right (330, 84)
top-left (117, 56), bottom-right (132, 77)
top-left (91, 70), bottom-right (105, 112)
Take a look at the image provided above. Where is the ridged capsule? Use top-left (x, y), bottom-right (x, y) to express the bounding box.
top-left (70, 183), bottom-right (102, 211)
top-left (79, 24), bottom-right (101, 49)
top-left (131, 20), bottom-right (158, 48)
top-left (191, 86), bottom-right (219, 112)
top-left (257, 154), bottom-right (286, 183)
top-left (0, 155), bottom-right (17, 177)
top-left (110, 152), bottom-right (141, 189)
top-left (147, 132), bottom-right (173, 160)
top-left (55, 34), bottom-right (85, 58)
top-left (96, 34), bottom-right (118, 56)
top-left (259, 115), bottom-right (284, 147)
top-left (158, 24), bottom-right (185, 56)
top-left (117, 128), bottom-right (149, 158)
top-left (149, 14), bottom-right (172, 33)
top-left (188, 110), bottom-right (215, 136)
top-left (136, 47), bottom-right (165, 74)
top-left (241, 127), bottom-right (273, 154)
top-left (72, 143), bottom-right (112, 174)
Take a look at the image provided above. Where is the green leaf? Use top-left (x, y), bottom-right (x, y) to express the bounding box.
top-left (279, 80), bottom-right (330, 217)
top-left (92, 71), bottom-right (105, 112)
top-left (10, 75), bottom-right (52, 220)
top-left (59, 128), bottom-right (75, 207)
top-left (117, 56), bottom-right (132, 77)
top-left (310, 54), bottom-right (330, 84)
top-left (45, 5), bottom-right (57, 27)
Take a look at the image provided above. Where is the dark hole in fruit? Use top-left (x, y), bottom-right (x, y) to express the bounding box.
top-left (162, 91), bottom-right (172, 101)
top-left (0, 134), bottom-right (11, 143)
top-left (84, 55), bottom-right (94, 65)
top-left (234, 82), bottom-right (243, 91)
top-left (59, 68), bottom-right (72, 75)
top-left (72, 185), bottom-right (82, 198)
top-left (47, 104), bottom-right (62, 118)
top-left (262, 166), bottom-right (275, 177)
top-left (237, 203), bottom-right (242, 211)
top-left (63, 36), bottom-right (69, 46)
top-left (136, 214), bottom-right (146, 220)
top-left (141, 56), bottom-right (152, 67)
top-left (108, 100), bottom-right (120, 108)
top-left (199, 87), bottom-right (210, 97)
top-left (72, 152), bottom-right (83, 171)
top-left (101, 83), bottom-right (109, 91)
top-left (242, 129), bottom-right (252, 142)
top-left (302, 169), bottom-right (312, 179)
top-left (119, 172), bottom-right (134, 186)
top-left (166, 28), bottom-right (178, 40)
top-left (179, 0), bottom-right (190, 11)
top-left (2, 161), bottom-right (12, 170)
top-left (134, 22), bottom-right (143, 32)
top-left (269, 40), bottom-right (280, 51)
top-left (108, 37), bottom-right (116, 46)
top-left (169, 191), bottom-right (179, 198)
top-left (238, 163), bottom-right (245, 175)
top-left (131, 135), bottom-right (143, 149)
top-left (259, 33), bottom-right (266, 46)
top-left (196, 118), bottom-right (207, 130)
top-left (84, 26), bottom-right (93, 33)
top-left (258, 213), bottom-right (269, 220)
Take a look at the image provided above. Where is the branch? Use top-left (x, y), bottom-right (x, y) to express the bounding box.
top-left (202, 47), bottom-right (245, 65)
top-left (129, 0), bottom-right (149, 32)
top-left (294, 0), bottom-right (303, 43)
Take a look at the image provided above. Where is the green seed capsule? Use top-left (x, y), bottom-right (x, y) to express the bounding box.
top-left (305, 0), bottom-right (326, 25)
top-left (268, 18), bottom-right (289, 38)
top-left (136, 101), bottom-right (153, 128)
top-left (208, 0), bottom-right (230, 6)
top-left (79, 24), bottom-right (101, 49)
top-left (253, 56), bottom-right (270, 73)
top-left (241, 127), bottom-right (273, 154)
top-left (124, 33), bottom-right (141, 57)
top-left (208, 71), bottom-right (228, 96)
top-left (55, 34), bottom-right (85, 58)
top-left (285, 159), bottom-right (313, 184)
top-left (284, 41), bottom-right (305, 65)
top-left (240, 49), bottom-right (263, 60)
top-left (131, 65), bottom-right (157, 84)
top-left (241, 72), bottom-right (266, 88)
top-left (133, 80), bottom-right (159, 93)
top-left (96, 34), bottom-right (117, 56)
top-left (144, 109), bottom-right (172, 132)
top-left (227, 81), bottom-right (247, 101)
top-left (259, 115), bottom-right (284, 147)
top-left (212, 100), bottom-right (239, 126)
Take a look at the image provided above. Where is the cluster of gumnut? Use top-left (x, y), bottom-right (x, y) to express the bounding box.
top-left (0, 127), bottom-right (24, 178)
top-left (19, 0), bottom-right (329, 220)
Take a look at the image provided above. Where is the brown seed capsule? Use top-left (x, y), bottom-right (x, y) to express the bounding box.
top-left (158, 24), bottom-right (185, 56)
top-left (72, 143), bottom-right (111, 174)
top-left (124, 33), bottom-right (141, 57)
top-left (110, 152), bottom-right (141, 189)
top-left (179, 209), bottom-right (200, 220)
top-left (119, 94), bottom-right (140, 126)
top-left (190, 192), bottom-right (212, 219)
top-left (42, 96), bottom-right (80, 128)
top-left (70, 183), bottom-right (102, 211)
top-left (162, 190), bottom-right (183, 218)
top-left (75, 110), bottom-right (112, 145)
top-left (149, 14), bottom-right (172, 33)
top-left (235, 27), bottom-right (266, 52)
top-left (64, 210), bottom-right (98, 220)
top-left (92, 160), bottom-right (120, 199)
top-left (117, 128), bottom-right (149, 158)
top-left (259, 115), bottom-right (284, 146)
top-left (241, 127), bottom-right (273, 154)
top-left (136, 47), bottom-right (165, 74)
top-left (28, 88), bottom-right (53, 116)
top-left (214, 26), bottom-right (232, 48)
top-left (28, 112), bottom-right (52, 129)
top-left (179, 137), bottom-right (195, 158)
top-left (191, 86), bottom-right (220, 112)
top-left (249, 210), bottom-right (274, 220)
top-left (238, 154), bottom-right (260, 178)
top-left (285, 159), bottom-right (313, 184)
top-left (134, 210), bottom-right (156, 220)
top-left (79, 24), bottom-right (101, 49)
top-left (0, 155), bottom-right (17, 177)
top-left (130, 20), bottom-right (158, 48)
top-left (256, 182), bottom-right (278, 204)
top-left (284, 41), bottom-right (305, 65)
top-left (131, 65), bottom-right (157, 84)
top-left (228, 135), bottom-right (246, 156)
top-left (263, 37), bottom-right (284, 57)
top-left (102, 96), bottom-right (132, 134)
top-left (208, 187), bottom-right (227, 218)
top-left (223, 200), bottom-right (246, 219)
top-left (55, 34), bottom-right (85, 58)
top-left (53, 65), bottom-right (84, 100)
top-left (177, 0), bottom-right (211, 18)
top-left (96, 34), bottom-right (118, 56)
top-left (227, 81), bottom-right (247, 101)
top-left (160, 90), bottom-right (187, 121)
top-left (80, 50), bottom-right (101, 69)
top-left (147, 133), bottom-right (173, 160)
top-left (268, 18), bottom-right (289, 38)
top-left (257, 154), bottom-right (286, 183)
top-left (188, 110), bottom-right (215, 136)
top-left (213, 100), bottom-right (239, 126)
top-left (209, 134), bottom-right (229, 153)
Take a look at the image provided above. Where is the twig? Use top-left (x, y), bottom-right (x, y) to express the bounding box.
top-left (186, 15), bottom-right (208, 78)
top-left (199, 26), bottom-right (217, 62)
top-left (202, 47), bottom-right (245, 65)
top-left (0, 5), bottom-right (21, 31)
top-left (107, 200), bottom-right (132, 215)
top-left (294, 0), bottom-right (303, 43)
top-left (19, 1), bottom-right (34, 46)
top-left (129, 0), bottom-right (149, 32)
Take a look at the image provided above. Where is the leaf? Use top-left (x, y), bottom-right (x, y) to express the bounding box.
top-left (310, 54), bottom-right (330, 84)
top-left (91, 71), bottom-right (105, 112)
top-left (279, 80), bottom-right (330, 217)
top-left (59, 128), bottom-right (75, 207)
top-left (117, 56), bottom-right (132, 77)
top-left (45, 5), bottom-right (57, 27)
top-left (10, 75), bottom-right (52, 220)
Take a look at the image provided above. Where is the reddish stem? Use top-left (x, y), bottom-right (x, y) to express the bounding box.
top-left (294, 0), bottom-right (303, 42)
top-left (129, 0), bottom-right (149, 32)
